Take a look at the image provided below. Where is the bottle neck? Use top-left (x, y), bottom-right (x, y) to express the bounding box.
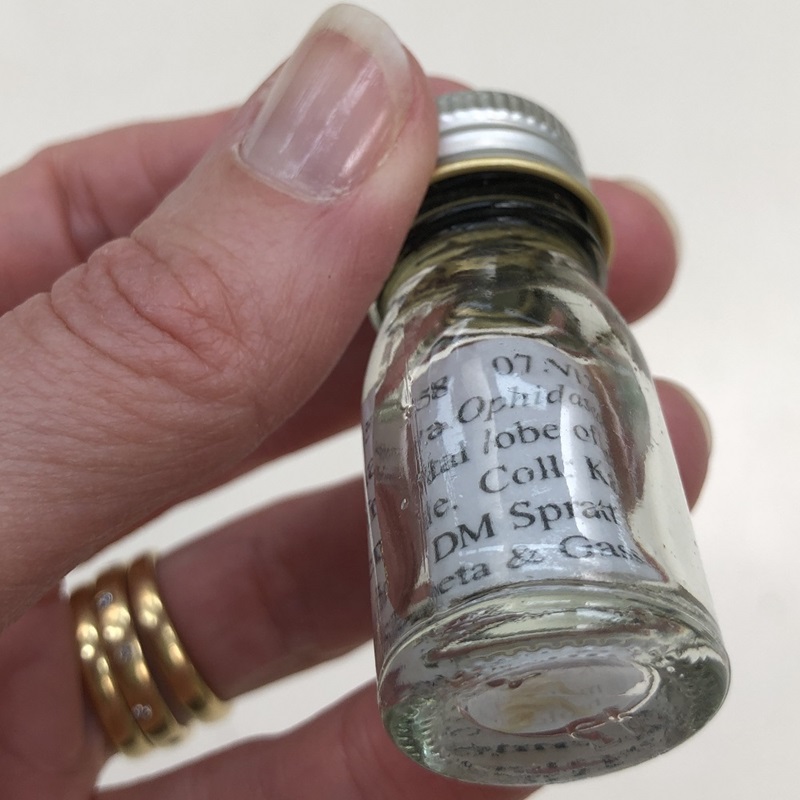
top-left (375, 171), bottom-right (607, 323)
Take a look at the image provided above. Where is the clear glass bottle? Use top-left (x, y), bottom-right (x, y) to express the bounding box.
top-left (362, 91), bottom-right (729, 786)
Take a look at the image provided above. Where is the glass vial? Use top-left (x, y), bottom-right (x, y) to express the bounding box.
top-left (362, 91), bottom-right (729, 786)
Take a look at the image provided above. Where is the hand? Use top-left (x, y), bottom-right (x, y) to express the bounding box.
top-left (0, 5), bottom-right (708, 798)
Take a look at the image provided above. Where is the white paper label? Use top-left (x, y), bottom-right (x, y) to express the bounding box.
top-left (411, 337), bottom-right (663, 604)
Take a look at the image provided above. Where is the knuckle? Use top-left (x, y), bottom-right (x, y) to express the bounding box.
top-left (50, 233), bottom-right (263, 407)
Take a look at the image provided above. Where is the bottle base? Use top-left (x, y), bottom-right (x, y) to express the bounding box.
top-left (379, 583), bottom-right (729, 785)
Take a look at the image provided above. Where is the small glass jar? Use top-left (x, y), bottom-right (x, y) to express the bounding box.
top-left (362, 90), bottom-right (729, 786)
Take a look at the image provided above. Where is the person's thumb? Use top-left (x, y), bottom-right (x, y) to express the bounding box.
top-left (0, 4), bottom-right (438, 625)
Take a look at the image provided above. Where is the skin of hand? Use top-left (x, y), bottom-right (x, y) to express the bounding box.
top-left (0, 4), bottom-right (709, 799)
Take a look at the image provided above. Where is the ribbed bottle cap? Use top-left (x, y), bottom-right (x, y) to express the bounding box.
top-left (433, 91), bottom-right (612, 256)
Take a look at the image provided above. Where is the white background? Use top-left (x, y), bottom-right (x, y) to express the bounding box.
top-left (2, 1), bottom-right (798, 798)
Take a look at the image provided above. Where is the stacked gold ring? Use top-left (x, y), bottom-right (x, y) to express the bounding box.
top-left (127, 555), bottom-right (227, 722)
top-left (69, 554), bottom-right (228, 756)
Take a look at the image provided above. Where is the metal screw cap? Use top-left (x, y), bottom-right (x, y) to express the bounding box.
top-left (433, 90), bottom-right (611, 256)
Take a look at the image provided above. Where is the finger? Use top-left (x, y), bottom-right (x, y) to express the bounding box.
top-left (0, 590), bottom-right (103, 798)
top-left (0, 111), bottom-right (232, 313)
top-left (593, 179), bottom-right (680, 322)
top-left (158, 479), bottom-right (372, 698)
top-left (0, 6), bottom-right (439, 628)
top-left (656, 378), bottom-right (711, 508)
top-left (0, 78), bottom-right (461, 316)
top-left (100, 685), bottom-right (531, 800)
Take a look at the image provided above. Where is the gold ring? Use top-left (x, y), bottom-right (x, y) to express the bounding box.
top-left (70, 554), bottom-right (229, 756)
top-left (127, 554), bottom-right (228, 722)
top-left (70, 585), bottom-right (152, 756)
top-left (93, 564), bottom-right (186, 747)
